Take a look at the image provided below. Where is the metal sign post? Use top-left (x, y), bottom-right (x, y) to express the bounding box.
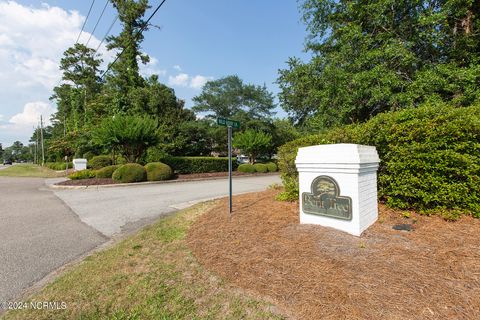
top-left (217, 117), bottom-right (240, 218)
top-left (228, 126), bottom-right (232, 216)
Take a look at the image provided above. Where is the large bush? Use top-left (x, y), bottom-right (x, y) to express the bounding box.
top-left (96, 165), bottom-right (120, 179)
top-left (89, 155), bottom-right (112, 169)
top-left (112, 164), bottom-right (147, 183)
top-left (265, 162), bottom-right (278, 172)
top-left (253, 163), bottom-right (268, 173)
top-left (144, 162), bottom-right (173, 181)
top-left (160, 157), bottom-right (238, 174)
top-left (278, 103), bottom-right (480, 217)
top-left (238, 164), bottom-right (256, 173)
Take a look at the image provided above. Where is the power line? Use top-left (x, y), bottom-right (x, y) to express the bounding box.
top-left (100, 0), bottom-right (168, 80)
top-left (95, 14), bottom-right (118, 53)
top-left (85, 0), bottom-right (110, 48)
top-left (75, 0), bottom-right (96, 44)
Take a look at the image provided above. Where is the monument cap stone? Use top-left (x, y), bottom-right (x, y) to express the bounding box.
top-left (295, 143), bottom-right (380, 236)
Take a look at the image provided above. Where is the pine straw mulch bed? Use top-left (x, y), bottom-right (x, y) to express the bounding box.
top-left (187, 189), bottom-right (480, 320)
top-left (55, 171), bottom-right (277, 186)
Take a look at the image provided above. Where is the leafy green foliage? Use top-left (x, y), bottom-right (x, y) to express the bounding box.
top-left (96, 165), bottom-right (121, 179)
top-left (265, 162), bottom-right (278, 172)
top-left (253, 163), bottom-right (268, 173)
top-left (93, 115), bottom-right (160, 163)
top-left (145, 162), bottom-right (173, 181)
top-left (46, 162), bottom-right (73, 170)
top-left (233, 129), bottom-right (272, 164)
top-left (278, 102), bottom-right (480, 217)
top-left (69, 169), bottom-right (96, 180)
top-left (89, 155), bottom-right (112, 169)
top-left (112, 163), bottom-right (147, 183)
top-left (238, 164), bottom-right (256, 173)
top-left (192, 75), bottom-right (275, 119)
top-left (159, 157), bottom-right (237, 174)
top-left (278, 0), bottom-right (480, 129)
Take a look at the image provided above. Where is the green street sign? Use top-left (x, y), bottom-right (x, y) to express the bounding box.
top-left (217, 117), bottom-right (240, 129)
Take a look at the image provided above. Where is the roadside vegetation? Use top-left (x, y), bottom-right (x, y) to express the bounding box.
top-left (3, 202), bottom-right (285, 320)
top-left (0, 164), bottom-right (64, 178)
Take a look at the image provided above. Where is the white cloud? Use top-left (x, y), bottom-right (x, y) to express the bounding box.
top-left (9, 102), bottom-right (55, 127)
top-left (139, 56), bottom-right (166, 77)
top-left (173, 64), bottom-right (182, 71)
top-left (168, 73), bottom-right (190, 87)
top-left (190, 75), bottom-right (213, 89)
top-left (168, 73), bottom-right (213, 89)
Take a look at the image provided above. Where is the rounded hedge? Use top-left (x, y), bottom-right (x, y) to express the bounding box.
top-left (89, 155), bottom-right (112, 169)
top-left (96, 165), bottom-right (120, 179)
top-left (112, 163), bottom-right (147, 183)
top-left (144, 162), bottom-right (173, 181)
top-left (277, 102), bottom-right (480, 218)
top-left (253, 163), bottom-right (268, 173)
top-left (238, 164), bottom-right (256, 173)
top-left (265, 162), bottom-right (278, 172)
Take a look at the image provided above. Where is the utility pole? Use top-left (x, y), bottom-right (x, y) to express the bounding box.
top-left (33, 125), bottom-right (37, 164)
top-left (40, 115), bottom-right (45, 166)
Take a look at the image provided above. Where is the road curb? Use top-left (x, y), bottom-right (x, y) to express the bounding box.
top-left (48, 173), bottom-right (280, 190)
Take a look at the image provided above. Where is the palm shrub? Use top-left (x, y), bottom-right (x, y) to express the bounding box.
top-left (112, 164), bottom-right (147, 183)
top-left (144, 162), bottom-right (173, 181)
top-left (93, 115), bottom-right (160, 163)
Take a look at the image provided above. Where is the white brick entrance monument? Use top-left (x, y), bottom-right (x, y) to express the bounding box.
top-left (295, 144), bottom-right (380, 236)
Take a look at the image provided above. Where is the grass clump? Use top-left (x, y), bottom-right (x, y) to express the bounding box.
top-left (3, 202), bottom-right (285, 320)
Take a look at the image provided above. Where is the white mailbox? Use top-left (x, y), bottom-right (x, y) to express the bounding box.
top-left (295, 144), bottom-right (380, 236)
top-left (72, 158), bottom-right (87, 171)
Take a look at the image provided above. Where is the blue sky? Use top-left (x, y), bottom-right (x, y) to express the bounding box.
top-left (0, 0), bottom-right (310, 146)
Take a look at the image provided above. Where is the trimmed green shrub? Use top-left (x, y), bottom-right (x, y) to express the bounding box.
top-left (96, 165), bottom-right (121, 179)
top-left (89, 155), bottom-right (112, 169)
top-left (238, 164), bottom-right (256, 173)
top-left (46, 162), bottom-right (73, 170)
top-left (160, 157), bottom-right (238, 174)
top-left (278, 102), bottom-right (480, 217)
top-left (145, 162), bottom-right (173, 181)
top-left (112, 164), bottom-right (147, 183)
top-left (82, 152), bottom-right (96, 161)
top-left (265, 162), bottom-right (278, 172)
top-left (253, 163), bottom-right (268, 173)
top-left (69, 169), bottom-right (96, 180)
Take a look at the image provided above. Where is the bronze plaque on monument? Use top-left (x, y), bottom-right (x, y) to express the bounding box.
top-left (302, 176), bottom-right (352, 220)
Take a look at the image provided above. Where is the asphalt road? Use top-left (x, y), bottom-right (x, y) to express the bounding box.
top-left (0, 177), bottom-right (107, 304)
top-left (53, 175), bottom-right (282, 237)
top-left (0, 174), bottom-right (281, 304)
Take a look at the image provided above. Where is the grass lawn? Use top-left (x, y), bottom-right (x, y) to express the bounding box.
top-left (0, 164), bottom-right (65, 178)
top-left (3, 202), bottom-right (285, 320)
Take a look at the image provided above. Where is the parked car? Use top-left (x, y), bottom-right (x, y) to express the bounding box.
top-left (236, 155), bottom-right (249, 164)
top-left (3, 159), bottom-right (12, 165)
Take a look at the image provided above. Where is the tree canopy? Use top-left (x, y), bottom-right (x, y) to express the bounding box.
top-left (278, 0), bottom-right (480, 129)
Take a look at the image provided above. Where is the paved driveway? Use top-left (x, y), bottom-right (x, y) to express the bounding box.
top-left (53, 175), bottom-right (282, 237)
top-left (0, 174), bottom-right (281, 304)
